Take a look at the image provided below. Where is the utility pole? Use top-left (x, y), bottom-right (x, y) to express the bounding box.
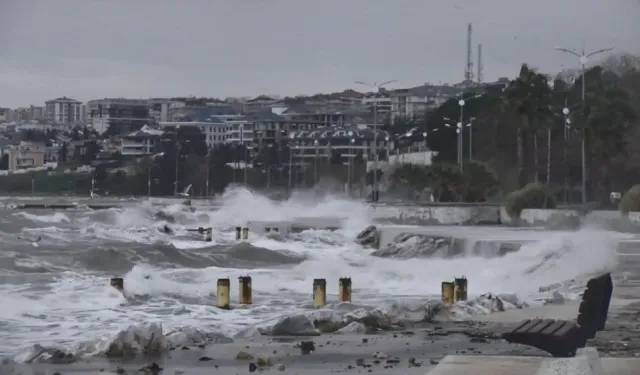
top-left (205, 148), bottom-right (211, 198)
top-left (174, 141), bottom-right (180, 196)
top-left (554, 42), bottom-right (614, 208)
top-left (354, 80), bottom-right (397, 202)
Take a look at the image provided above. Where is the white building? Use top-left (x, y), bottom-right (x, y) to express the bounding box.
top-left (87, 98), bottom-right (150, 135)
top-left (119, 125), bottom-right (163, 156)
top-left (361, 94), bottom-right (392, 115)
top-left (0, 108), bottom-right (9, 122)
top-left (45, 97), bottom-right (83, 125)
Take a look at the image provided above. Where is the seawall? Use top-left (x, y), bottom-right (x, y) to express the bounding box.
top-left (370, 204), bottom-right (640, 229)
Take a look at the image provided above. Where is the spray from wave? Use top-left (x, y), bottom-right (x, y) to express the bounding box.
top-left (0, 187), bottom-right (622, 363)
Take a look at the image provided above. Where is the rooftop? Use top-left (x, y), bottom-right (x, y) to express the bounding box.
top-left (45, 96), bottom-right (81, 104)
top-left (182, 106), bottom-right (237, 122)
top-left (290, 126), bottom-right (391, 141)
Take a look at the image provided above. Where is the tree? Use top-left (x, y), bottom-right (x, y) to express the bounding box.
top-left (59, 142), bottom-right (68, 163)
top-left (330, 149), bottom-right (344, 165)
top-left (154, 126), bottom-right (207, 195)
top-left (501, 64), bottom-right (553, 186)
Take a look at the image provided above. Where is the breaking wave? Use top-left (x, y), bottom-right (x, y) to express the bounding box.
top-left (0, 186), bottom-right (623, 362)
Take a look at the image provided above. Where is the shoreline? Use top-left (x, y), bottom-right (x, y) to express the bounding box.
top-left (3, 294), bottom-right (640, 375)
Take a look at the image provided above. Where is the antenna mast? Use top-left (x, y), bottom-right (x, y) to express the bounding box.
top-left (464, 23), bottom-right (474, 85)
top-left (477, 43), bottom-right (483, 84)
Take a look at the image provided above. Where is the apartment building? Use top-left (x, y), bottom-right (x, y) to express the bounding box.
top-left (119, 125), bottom-right (163, 156)
top-left (0, 108), bottom-right (9, 122)
top-left (280, 105), bottom-right (367, 127)
top-left (45, 97), bottom-right (84, 125)
top-left (7, 142), bottom-right (46, 171)
top-left (289, 127), bottom-right (394, 164)
top-left (87, 98), bottom-right (150, 135)
top-left (243, 95), bottom-right (284, 113)
top-left (361, 94), bottom-right (392, 115)
top-left (12, 106), bottom-right (45, 122)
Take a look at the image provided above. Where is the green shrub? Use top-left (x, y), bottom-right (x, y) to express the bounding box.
top-left (620, 185), bottom-right (640, 214)
top-left (505, 183), bottom-right (556, 217)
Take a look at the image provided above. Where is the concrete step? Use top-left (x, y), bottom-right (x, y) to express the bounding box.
top-left (429, 348), bottom-right (640, 375)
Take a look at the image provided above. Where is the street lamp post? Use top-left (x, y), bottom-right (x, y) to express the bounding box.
top-left (314, 140), bottom-right (319, 185)
top-left (240, 124), bottom-right (248, 186)
top-left (148, 152), bottom-right (164, 199)
top-left (467, 117), bottom-right (476, 160)
top-left (355, 80), bottom-right (397, 201)
top-left (554, 42), bottom-right (614, 207)
top-left (444, 118), bottom-right (469, 168)
top-left (347, 132), bottom-right (355, 195)
top-left (205, 148), bottom-right (211, 198)
top-left (173, 125), bottom-right (181, 196)
top-left (174, 141), bottom-right (181, 196)
top-left (385, 136), bottom-right (390, 164)
top-left (458, 98), bottom-right (465, 169)
top-left (563, 105), bottom-right (571, 205)
top-left (288, 133), bottom-right (295, 190)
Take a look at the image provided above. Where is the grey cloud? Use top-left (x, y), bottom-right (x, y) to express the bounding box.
top-left (0, 0), bottom-right (638, 107)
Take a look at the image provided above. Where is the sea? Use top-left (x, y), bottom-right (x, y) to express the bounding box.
top-left (0, 188), bottom-right (624, 363)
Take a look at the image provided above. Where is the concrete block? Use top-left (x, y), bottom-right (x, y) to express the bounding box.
top-left (430, 348), bottom-right (609, 375)
top-left (245, 220), bottom-right (292, 237)
top-left (533, 347), bottom-right (604, 375)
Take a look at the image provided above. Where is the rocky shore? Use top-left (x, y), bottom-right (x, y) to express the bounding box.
top-left (3, 292), bottom-right (639, 375)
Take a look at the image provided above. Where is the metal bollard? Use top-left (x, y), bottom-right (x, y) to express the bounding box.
top-left (242, 227), bottom-right (249, 241)
top-left (454, 276), bottom-right (468, 302)
top-left (110, 277), bottom-right (124, 293)
top-left (216, 278), bottom-right (231, 310)
top-left (441, 281), bottom-right (455, 304)
top-left (338, 277), bottom-right (352, 302)
top-left (238, 276), bottom-right (252, 305)
top-left (235, 227), bottom-right (242, 241)
top-left (313, 278), bottom-right (327, 308)
top-left (203, 227), bottom-right (212, 242)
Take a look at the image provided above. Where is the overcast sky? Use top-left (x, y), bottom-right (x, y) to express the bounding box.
top-left (0, 0), bottom-right (638, 107)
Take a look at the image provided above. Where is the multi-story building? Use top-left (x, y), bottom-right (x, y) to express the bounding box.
top-left (244, 95), bottom-right (284, 113)
top-left (7, 142), bottom-right (46, 171)
top-left (45, 97), bottom-right (83, 125)
top-left (148, 99), bottom-right (173, 123)
top-left (87, 98), bottom-right (150, 135)
top-left (289, 127), bottom-right (394, 164)
top-left (250, 110), bottom-right (325, 150)
top-left (0, 108), bottom-right (9, 122)
top-left (119, 125), bottom-right (163, 156)
top-left (361, 93), bottom-right (392, 116)
top-left (280, 106), bottom-right (367, 127)
top-left (12, 106), bottom-right (46, 122)
top-left (161, 106), bottom-right (240, 148)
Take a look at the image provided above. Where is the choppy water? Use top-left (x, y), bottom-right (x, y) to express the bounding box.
top-left (0, 188), bottom-right (624, 362)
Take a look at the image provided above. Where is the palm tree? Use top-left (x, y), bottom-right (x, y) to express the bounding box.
top-left (577, 67), bottom-right (637, 199)
top-left (501, 64), bottom-right (553, 186)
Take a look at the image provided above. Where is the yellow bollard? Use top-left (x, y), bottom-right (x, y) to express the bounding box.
top-left (203, 228), bottom-right (212, 242)
top-left (441, 281), bottom-right (455, 304)
top-left (238, 276), bottom-right (252, 305)
top-left (242, 227), bottom-right (249, 241)
top-left (454, 276), bottom-right (468, 302)
top-left (235, 227), bottom-right (242, 241)
top-left (110, 277), bottom-right (124, 293)
top-left (338, 277), bottom-right (352, 302)
top-left (216, 278), bottom-right (231, 310)
top-left (313, 278), bottom-right (326, 308)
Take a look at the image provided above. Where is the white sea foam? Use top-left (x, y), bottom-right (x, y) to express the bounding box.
top-left (0, 188), bottom-right (624, 362)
